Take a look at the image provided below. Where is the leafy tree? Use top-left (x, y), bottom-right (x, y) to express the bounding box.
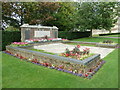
top-left (23, 2), bottom-right (60, 25)
top-left (44, 2), bottom-right (78, 31)
top-left (2, 2), bottom-right (20, 29)
top-left (76, 2), bottom-right (119, 37)
top-left (2, 2), bottom-right (78, 31)
top-left (2, 2), bottom-right (60, 29)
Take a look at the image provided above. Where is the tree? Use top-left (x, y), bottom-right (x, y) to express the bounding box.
top-left (43, 2), bottom-right (78, 31)
top-left (76, 2), bottom-right (119, 37)
top-left (2, 2), bottom-right (20, 29)
top-left (2, 2), bottom-right (78, 31)
top-left (2, 2), bottom-right (60, 30)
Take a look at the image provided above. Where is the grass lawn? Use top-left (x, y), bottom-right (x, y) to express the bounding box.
top-left (0, 52), bottom-right (2, 89)
top-left (73, 37), bottom-right (119, 43)
top-left (2, 48), bottom-right (118, 88)
top-left (30, 48), bottom-right (56, 55)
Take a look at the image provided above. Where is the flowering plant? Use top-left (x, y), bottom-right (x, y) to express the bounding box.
top-left (10, 42), bottom-right (29, 47)
top-left (4, 50), bottom-right (105, 79)
top-left (60, 45), bottom-right (92, 60)
top-left (62, 39), bottom-right (68, 41)
top-left (25, 38), bottom-right (67, 43)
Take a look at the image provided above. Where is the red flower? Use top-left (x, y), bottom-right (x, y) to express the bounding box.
top-left (43, 63), bottom-right (49, 66)
top-left (77, 45), bottom-right (80, 48)
top-left (65, 53), bottom-right (69, 57)
top-left (85, 74), bottom-right (88, 77)
top-left (72, 53), bottom-right (75, 56)
top-left (89, 69), bottom-right (92, 72)
top-left (20, 56), bottom-right (23, 59)
top-left (45, 63), bottom-right (49, 66)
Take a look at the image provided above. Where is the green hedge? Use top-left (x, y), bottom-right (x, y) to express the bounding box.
top-left (99, 33), bottom-right (120, 36)
top-left (2, 31), bottom-right (21, 50)
top-left (58, 31), bottom-right (90, 40)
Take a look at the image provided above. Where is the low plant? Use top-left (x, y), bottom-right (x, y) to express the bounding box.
top-left (25, 38), bottom-right (68, 43)
top-left (102, 40), bottom-right (114, 44)
top-left (60, 45), bottom-right (93, 60)
top-left (10, 42), bottom-right (30, 47)
top-left (4, 50), bottom-right (106, 79)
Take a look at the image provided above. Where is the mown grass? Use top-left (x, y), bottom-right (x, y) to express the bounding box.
top-left (0, 52), bottom-right (2, 89)
top-left (2, 48), bottom-right (118, 88)
top-left (73, 37), bottom-right (119, 43)
top-left (30, 48), bottom-right (56, 55)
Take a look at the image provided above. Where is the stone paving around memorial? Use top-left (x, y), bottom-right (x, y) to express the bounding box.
top-left (34, 43), bottom-right (115, 59)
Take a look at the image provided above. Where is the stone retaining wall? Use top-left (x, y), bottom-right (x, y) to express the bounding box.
top-left (6, 45), bottom-right (101, 72)
top-left (96, 43), bottom-right (119, 48)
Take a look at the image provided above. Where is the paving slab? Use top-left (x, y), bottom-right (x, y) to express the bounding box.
top-left (34, 43), bottom-right (115, 59)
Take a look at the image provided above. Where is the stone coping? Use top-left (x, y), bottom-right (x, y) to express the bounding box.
top-left (63, 41), bottom-right (119, 48)
top-left (28, 40), bottom-right (62, 44)
top-left (6, 46), bottom-right (100, 65)
top-left (63, 41), bottom-right (97, 45)
top-left (26, 40), bottom-right (63, 46)
top-left (96, 43), bottom-right (118, 46)
top-left (20, 24), bottom-right (58, 29)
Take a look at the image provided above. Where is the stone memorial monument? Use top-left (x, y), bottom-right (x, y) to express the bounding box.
top-left (20, 24), bottom-right (58, 41)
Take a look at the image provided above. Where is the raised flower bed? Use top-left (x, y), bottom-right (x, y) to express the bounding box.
top-left (25, 38), bottom-right (68, 43)
top-left (96, 40), bottom-right (118, 48)
top-left (6, 42), bottom-right (105, 79)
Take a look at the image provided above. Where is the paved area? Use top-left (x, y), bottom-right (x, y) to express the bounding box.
top-left (34, 43), bottom-right (115, 59)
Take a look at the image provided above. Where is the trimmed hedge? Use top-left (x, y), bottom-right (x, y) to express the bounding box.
top-left (58, 31), bottom-right (90, 40)
top-left (99, 33), bottom-right (120, 36)
top-left (2, 31), bottom-right (21, 50)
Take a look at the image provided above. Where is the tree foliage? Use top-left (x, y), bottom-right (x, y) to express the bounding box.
top-left (2, 2), bottom-right (60, 29)
top-left (76, 2), bottom-right (119, 36)
top-left (44, 2), bottom-right (77, 31)
top-left (2, 2), bottom-right (119, 33)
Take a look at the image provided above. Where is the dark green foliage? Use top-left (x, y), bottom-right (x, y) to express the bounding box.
top-left (72, 47), bottom-right (80, 54)
top-left (76, 2), bottom-right (119, 37)
top-left (103, 40), bottom-right (113, 44)
top-left (45, 2), bottom-right (77, 31)
top-left (2, 31), bottom-right (21, 50)
top-left (58, 31), bottom-right (90, 40)
top-left (65, 48), bottom-right (70, 54)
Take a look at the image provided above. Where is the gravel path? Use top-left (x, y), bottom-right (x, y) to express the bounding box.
top-left (34, 43), bottom-right (115, 59)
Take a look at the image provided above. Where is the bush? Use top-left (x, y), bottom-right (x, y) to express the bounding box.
top-left (5, 26), bottom-right (19, 31)
top-left (58, 31), bottom-right (90, 40)
top-left (2, 31), bottom-right (21, 50)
